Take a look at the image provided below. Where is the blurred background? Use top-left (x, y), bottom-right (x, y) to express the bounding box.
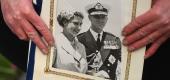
top-left (0, 53), bottom-right (25, 80)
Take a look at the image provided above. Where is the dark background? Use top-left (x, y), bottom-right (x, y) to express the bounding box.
top-left (0, 9), bottom-right (29, 72)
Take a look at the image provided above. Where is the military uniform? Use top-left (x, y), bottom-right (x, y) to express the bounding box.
top-left (78, 2), bottom-right (121, 80)
top-left (78, 30), bottom-right (121, 80)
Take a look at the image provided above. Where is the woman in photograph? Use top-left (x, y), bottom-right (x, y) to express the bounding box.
top-left (52, 11), bottom-right (88, 73)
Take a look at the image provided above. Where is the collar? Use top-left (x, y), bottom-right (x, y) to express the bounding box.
top-left (90, 28), bottom-right (103, 41)
top-left (58, 33), bottom-right (82, 62)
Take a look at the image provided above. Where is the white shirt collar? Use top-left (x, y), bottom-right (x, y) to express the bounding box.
top-left (90, 28), bottom-right (103, 41)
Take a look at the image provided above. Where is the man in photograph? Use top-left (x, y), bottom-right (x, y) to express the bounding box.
top-left (78, 2), bottom-right (121, 80)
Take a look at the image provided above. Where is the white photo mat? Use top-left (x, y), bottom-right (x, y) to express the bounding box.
top-left (27, 0), bottom-right (151, 80)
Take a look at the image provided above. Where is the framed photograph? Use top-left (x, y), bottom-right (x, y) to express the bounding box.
top-left (27, 0), bottom-right (151, 80)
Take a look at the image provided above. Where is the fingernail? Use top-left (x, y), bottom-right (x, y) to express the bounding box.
top-left (144, 53), bottom-right (152, 59)
top-left (18, 34), bottom-right (26, 40)
top-left (128, 47), bottom-right (135, 52)
top-left (42, 49), bottom-right (48, 54)
top-left (122, 31), bottom-right (127, 36)
top-left (144, 55), bottom-right (150, 59)
top-left (49, 41), bottom-right (54, 46)
top-left (144, 55), bottom-right (148, 59)
top-left (19, 36), bottom-right (25, 40)
top-left (123, 40), bottom-right (128, 45)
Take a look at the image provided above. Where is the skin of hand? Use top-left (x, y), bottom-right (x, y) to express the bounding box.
top-left (122, 0), bottom-right (170, 59)
top-left (0, 0), bottom-right (54, 54)
top-left (94, 70), bottom-right (110, 79)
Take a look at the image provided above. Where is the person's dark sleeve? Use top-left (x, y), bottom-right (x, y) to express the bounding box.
top-left (0, 10), bottom-right (29, 72)
top-left (142, 39), bottom-right (170, 80)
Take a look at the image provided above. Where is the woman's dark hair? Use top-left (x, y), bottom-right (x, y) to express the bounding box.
top-left (57, 11), bottom-right (84, 27)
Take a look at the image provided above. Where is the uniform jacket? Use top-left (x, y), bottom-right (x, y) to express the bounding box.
top-left (78, 30), bottom-right (121, 80)
top-left (53, 33), bottom-right (88, 73)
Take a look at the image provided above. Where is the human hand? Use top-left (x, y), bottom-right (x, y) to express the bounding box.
top-left (122, 0), bottom-right (170, 59)
top-left (94, 70), bottom-right (110, 79)
top-left (0, 0), bottom-right (54, 54)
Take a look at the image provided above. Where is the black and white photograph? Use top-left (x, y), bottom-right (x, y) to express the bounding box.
top-left (26, 0), bottom-right (150, 80)
top-left (52, 0), bottom-right (122, 80)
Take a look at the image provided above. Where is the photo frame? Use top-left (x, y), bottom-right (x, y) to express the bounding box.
top-left (27, 0), bottom-right (151, 80)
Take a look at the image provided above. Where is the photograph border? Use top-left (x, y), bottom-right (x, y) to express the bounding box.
top-left (124, 0), bottom-right (137, 80)
top-left (44, 0), bottom-right (138, 80)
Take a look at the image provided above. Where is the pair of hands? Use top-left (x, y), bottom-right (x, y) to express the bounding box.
top-left (1, 0), bottom-right (170, 58)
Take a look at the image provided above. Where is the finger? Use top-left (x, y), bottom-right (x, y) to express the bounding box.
top-left (122, 9), bottom-right (159, 36)
top-left (145, 32), bottom-right (170, 59)
top-left (11, 25), bottom-right (28, 40)
top-left (19, 18), bottom-right (49, 54)
top-left (3, 14), bottom-right (28, 40)
top-left (24, 9), bottom-right (54, 46)
top-left (123, 19), bottom-right (167, 45)
top-left (127, 26), bottom-right (169, 52)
